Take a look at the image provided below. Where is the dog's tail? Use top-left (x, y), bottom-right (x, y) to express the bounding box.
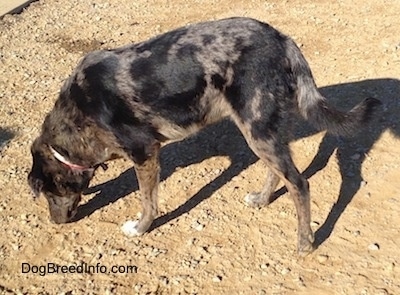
top-left (285, 38), bottom-right (381, 136)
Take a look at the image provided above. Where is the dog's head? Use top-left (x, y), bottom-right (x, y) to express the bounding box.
top-left (27, 138), bottom-right (94, 224)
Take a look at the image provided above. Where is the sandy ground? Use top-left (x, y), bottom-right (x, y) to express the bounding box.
top-left (0, 0), bottom-right (399, 294)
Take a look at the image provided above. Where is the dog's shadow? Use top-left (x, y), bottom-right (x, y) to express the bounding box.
top-left (75, 78), bottom-right (399, 249)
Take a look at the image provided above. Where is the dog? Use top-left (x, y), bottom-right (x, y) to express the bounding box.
top-left (28, 17), bottom-right (380, 255)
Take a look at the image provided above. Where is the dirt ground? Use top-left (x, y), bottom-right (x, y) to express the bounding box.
top-left (0, 0), bottom-right (399, 294)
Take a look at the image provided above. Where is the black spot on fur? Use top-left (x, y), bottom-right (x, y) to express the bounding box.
top-left (130, 40), bottom-right (207, 127)
top-left (176, 43), bottom-right (201, 58)
top-left (211, 74), bottom-right (226, 91)
top-left (202, 34), bottom-right (216, 46)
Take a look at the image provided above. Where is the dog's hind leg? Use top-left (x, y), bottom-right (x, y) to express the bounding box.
top-left (233, 119), bottom-right (314, 256)
top-left (245, 168), bottom-right (280, 208)
top-left (122, 147), bottom-right (161, 237)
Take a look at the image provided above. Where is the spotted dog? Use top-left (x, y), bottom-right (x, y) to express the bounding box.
top-left (28, 17), bottom-right (380, 255)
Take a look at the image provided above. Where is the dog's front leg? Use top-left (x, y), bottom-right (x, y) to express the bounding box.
top-left (122, 151), bottom-right (160, 237)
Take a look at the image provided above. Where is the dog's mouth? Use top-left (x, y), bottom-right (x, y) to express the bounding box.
top-left (50, 207), bottom-right (78, 224)
top-left (46, 195), bottom-right (81, 224)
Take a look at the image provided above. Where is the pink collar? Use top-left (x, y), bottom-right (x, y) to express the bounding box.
top-left (49, 146), bottom-right (92, 171)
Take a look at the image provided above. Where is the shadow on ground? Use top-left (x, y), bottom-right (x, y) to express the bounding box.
top-left (0, 127), bottom-right (15, 152)
top-left (76, 78), bottom-right (399, 248)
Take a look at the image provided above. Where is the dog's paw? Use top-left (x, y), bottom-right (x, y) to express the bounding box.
top-left (244, 192), bottom-right (269, 208)
top-left (121, 220), bottom-right (144, 237)
top-left (298, 233), bottom-right (315, 257)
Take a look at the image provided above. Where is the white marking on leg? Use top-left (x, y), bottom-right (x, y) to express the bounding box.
top-left (244, 192), bottom-right (258, 206)
top-left (121, 220), bottom-right (142, 237)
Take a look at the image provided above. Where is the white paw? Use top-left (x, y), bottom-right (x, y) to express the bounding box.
top-left (121, 220), bottom-right (142, 237)
top-left (244, 193), bottom-right (257, 206)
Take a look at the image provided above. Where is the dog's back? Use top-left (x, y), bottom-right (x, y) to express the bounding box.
top-left (67, 17), bottom-right (379, 142)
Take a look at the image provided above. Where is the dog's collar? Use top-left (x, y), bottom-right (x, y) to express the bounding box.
top-left (49, 146), bottom-right (93, 171)
top-left (49, 146), bottom-right (108, 172)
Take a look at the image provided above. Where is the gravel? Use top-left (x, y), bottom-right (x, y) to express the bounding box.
top-left (1, 0), bottom-right (400, 294)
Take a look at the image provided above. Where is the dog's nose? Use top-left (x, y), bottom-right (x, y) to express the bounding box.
top-left (50, 217), bottom-right (65, 224)
top-left (49, 215), bottom-right (70, 224)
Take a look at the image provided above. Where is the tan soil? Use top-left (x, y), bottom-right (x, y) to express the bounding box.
top-left (0, 0), bottom-right (399, 294)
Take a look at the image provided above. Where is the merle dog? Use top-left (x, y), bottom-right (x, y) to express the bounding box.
top-left (28, 17), bottom-right (380, 255)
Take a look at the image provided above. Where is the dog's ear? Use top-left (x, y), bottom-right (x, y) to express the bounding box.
top-left (28, 169), bottom-right (44, 198)
top-left (28, 151), bottom-right (46, 198)
top-left (28, 171), bottom-right (44, 198)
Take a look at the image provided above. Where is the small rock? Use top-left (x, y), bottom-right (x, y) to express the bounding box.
top-left (195, 223), bottom-right (204, 231)
top-left (317, 254), bottom-right (329, 264)
top-left (214, 169), bottom-right (221, 175)
top-left (187, 238), bottom-right (197, 246)
top-left (244, 276), bottom-right (252, 282)
top-left (171, 278), bottom-right (180, 285)
top-left (192, 221), bottom-right (204, 231)
top-left (368, 243), bottom-right (380, 251)
top-left (385, 262), bottom-right (395, 272)
top-left (159, 276), bottom-right (169, 285)
top-left (279, 211), bottom-right (288, 217)
top-left (350, 153), bottom-right (361, 160)
top-left (310, 221), bottom-right (320, 227)
top-left (281, 268), bottom-right (290, 275)
top-left (212, 275), bottom-right (222, 282)
top-left (134, 284), bottom-right (142, 292)
top-left (260, 263), bottom-right (269, 269)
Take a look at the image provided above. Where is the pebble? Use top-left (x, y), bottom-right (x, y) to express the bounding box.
top-left (192, 221), bottom-right (204, 231)
top-left (212, 275), bottom-right (222, 282)
top-left (317, 254), bottom-right (329, 264)
top-left (243, 276), bottom-right (252, 282)
top-left (368, 243), bottom-right (380, 251)
top-left (187, 238), bottom-right (197, 246)
top-left (171, 278), bottom-right (180, 285)
top-left (281, 268), bottom-right (291, 275)
top-left (385, 262), bottom-right (395, 272)
top-left (159, 276), bottom-right (169, 285)
top-left (134, 284), bottom-right (142, 292)
top-left (310, 221), bottom-right (320, 227)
